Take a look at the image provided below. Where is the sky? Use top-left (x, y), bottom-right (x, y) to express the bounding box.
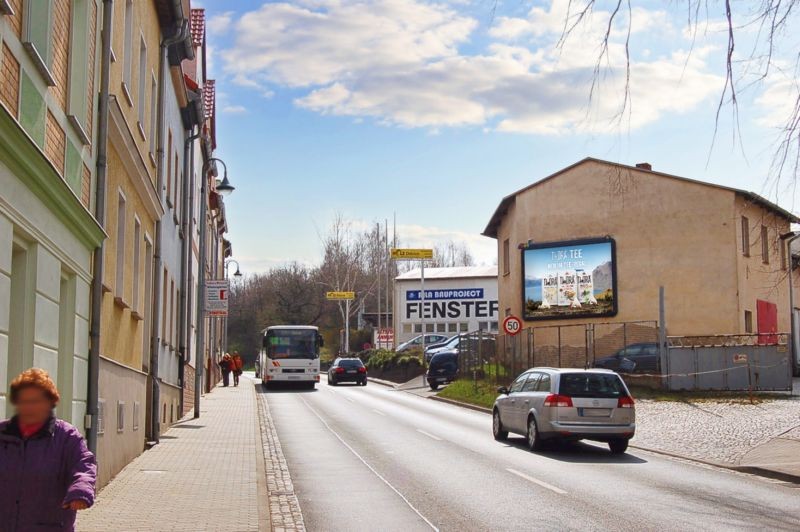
top-left (194, 0), bottom-right (800, 274)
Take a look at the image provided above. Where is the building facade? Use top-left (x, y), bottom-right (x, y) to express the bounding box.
top-left (394, 267), bottom-right (499, 344)
top-left (484, 158), bottom-right (800, 337)
top-left (0, 0), bottom-right (104, 429)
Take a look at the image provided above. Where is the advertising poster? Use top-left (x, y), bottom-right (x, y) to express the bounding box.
top-left (522, 238), bottom-right (617, 320)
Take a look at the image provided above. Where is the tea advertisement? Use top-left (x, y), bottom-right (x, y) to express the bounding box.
top-left (522, 238), bottom-right (617, 320)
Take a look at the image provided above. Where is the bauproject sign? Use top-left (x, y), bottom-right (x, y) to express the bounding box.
top-left (404, 287), bottom-right (499, 320)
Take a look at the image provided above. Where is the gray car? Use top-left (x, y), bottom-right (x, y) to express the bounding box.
top-left (492, 368), bottom-right (635, 454)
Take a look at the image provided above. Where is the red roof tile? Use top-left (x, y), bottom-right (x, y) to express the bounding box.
top-left (203, 79), bottom-right (216, 120)
top-left (190, 8), bottom-right (205, 47)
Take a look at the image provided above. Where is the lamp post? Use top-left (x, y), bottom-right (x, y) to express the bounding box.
top-left (223, 259), bottom-right (242, 353)
top-left (780, 231), bottom-right (800, 377)
top-left (195, 157), bottom-right (234, 418)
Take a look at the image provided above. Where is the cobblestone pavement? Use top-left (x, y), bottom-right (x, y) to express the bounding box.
top-left (78, 379), bottom-right (266, 532)
top-left (632, 395), bottom-right (800, 464)
top-left (256, 387), bottom-right (305, 532)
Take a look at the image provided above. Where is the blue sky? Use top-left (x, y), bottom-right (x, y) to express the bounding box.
top-left (195, 0), bottom-right (799, 273)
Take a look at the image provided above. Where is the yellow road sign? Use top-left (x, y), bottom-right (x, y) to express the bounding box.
top-left (326, 291), bottom-right (356, 300)
top-left (390, 248), bottom-right (433, 260)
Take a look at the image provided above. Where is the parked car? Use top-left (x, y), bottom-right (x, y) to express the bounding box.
top-left (593, 343), bottom-right (660, 374)
top-left (328, 357), bottom-right (367, 386)
top-left (492, 368), bottom-right (635, 454)
top-left (425, 334), bottom-right (496, 363)
top-left (426, 351), bottom-right (458, 390)
top-left (396, 334), bottom-right (451, 353)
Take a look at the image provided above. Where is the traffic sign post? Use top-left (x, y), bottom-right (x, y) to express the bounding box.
top-left (391, 248), bottom-right (433, 384)
top-left (327, 291), bottom-right (356, 354)
top-left (503, 315), bottom-right (522, 336)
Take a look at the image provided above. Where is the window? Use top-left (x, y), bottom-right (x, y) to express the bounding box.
top-left (174, 153), bottom-right (180, 219)
top-left (509, 373), bottom-right (528, 393)
top-left (425, 323), bottom-right (434, 333)
top-left (761, 225), bottom-right (769, 264)
top-left (67, 0), bottom-right (94, 140)
top-left (490, 321), bottom-right (499, 332)
top-left (413, 323), bottom-right (422, 333)
top-left (122, 0), bottom-right (133, 93)
top-left (447, 322), bottom-right (458, 333)
top-left (402, 323), bottom-right (412, 333)
top-left (781, 240), bottom-right (787, 270)
top-left (21, 0), bottom-right (55, 85)
top-left (169, 278), bottom-right (175, 348)
top-left (436, 323), bottom-right (446, 332)
top-left (115, 192), bottom-right (126, 298)
top-left (149, 74), bottom-right (157, 155)
top-left (744, 310), bottom-right (753, 333)
top-left (137, 36), bottom-right (146, 130)
top-left (503, 238), bottom-right (510, 275)
top-left (741, 216), bottom-right (750, 256)
top-left (162, 268), bottom-right (168, 342)
top-left (166, 130), bottom-right (172, 204)
top-left (132, 218), bottom-right (141, 312)
top-left (521, 373), bottom-right (540, 392)
top-left (459, 322), bottom-right (468, 332)
top-left (143, 237), bottom-right (153, 357)
top-left (478, 321), bottom-right (489, 331)
top-left (97, 399), bottom-right (106, 435)
top-left (117, 401), bottom-right (125, 432)
top-left (536, 374), bottom-right (551, 392)
top-left (133, 401), bottom-right (140, 431)
top-left (558, 373), bottom-right (626, 398)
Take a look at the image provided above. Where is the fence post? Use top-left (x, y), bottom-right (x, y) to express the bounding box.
top-left (658, 286), bottom-right (668, 389)
top-left (475, 330), bottom-right (482, 394)
top-left (531, 328), bottom-right (536, 368)
top-left (623, 322), bottom-right (628, 351)
top-left (557, 326), bottom-right (562, 367)
top-left (584, 324), bottom-right (590, 369)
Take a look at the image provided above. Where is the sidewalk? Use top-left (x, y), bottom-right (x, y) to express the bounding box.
top-left (77, 378), bottom-right (267, 532)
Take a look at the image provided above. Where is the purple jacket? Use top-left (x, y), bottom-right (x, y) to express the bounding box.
top-left (0, 416), bottom-right (96, 531)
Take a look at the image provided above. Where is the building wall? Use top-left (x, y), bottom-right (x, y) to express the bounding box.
top-left (394, 276), bottom-right (499, 343)
top-left (494, 160), bottom-right (781, 336)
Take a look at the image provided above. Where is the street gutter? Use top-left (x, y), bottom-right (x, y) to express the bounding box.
top-left (367, 377), bottom-right (400, 388)
top-left (424, 393), bottom-right (800, 485)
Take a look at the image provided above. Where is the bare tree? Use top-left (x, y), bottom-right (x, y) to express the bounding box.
top-left (431, 240), bottom-right (476, 268)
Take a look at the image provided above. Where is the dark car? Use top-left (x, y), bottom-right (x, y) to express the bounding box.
top-left (593, 343), bottom-right (660, 374)
top-left (426, 351), bottom-right (458, 390)
top-left (328, 357), bottom-right (367, 386)
top-left (396, 334), bottom-right (450, 353)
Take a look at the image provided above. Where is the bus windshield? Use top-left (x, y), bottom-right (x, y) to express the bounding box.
top-left (266, 329), bottom-right (319, 360)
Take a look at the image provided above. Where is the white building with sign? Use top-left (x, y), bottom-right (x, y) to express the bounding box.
top-left (394, 266), bottom-right (499, 344)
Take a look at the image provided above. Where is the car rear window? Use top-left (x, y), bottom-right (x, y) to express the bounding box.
top-left (338, 359), bottom-right (364, 368)
top-left (559, 373), bottom-right (626, 398)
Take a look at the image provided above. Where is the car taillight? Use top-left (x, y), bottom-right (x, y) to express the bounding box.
top-left (617, 396), bottom-right (635, 408)
top-left (544, 394), bottom-right (573, 407)
top-left (335, 367), bottom-right (345, 373)
top-left (358, 367), bottom-right (366, 373)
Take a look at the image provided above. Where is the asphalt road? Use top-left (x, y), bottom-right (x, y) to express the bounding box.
top-left (262, 377), bottom-right (800, 531)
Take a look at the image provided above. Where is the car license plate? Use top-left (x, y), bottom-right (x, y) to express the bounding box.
top-left (578, 408), bottom-right (611, 417)
top-left (436, 377), bottom-right (447, 382)
top-left (347, 370), bottom-right (357, 374)
top-left (288, 375), bottom-right (300, 380)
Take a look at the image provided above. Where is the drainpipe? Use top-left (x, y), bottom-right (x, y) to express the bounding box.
top-left (87, 0), bottom-right (114, 455)
top-left (781, 232), bottom-right (800, 377)
top-left (195, 163), bottom-right (210, 416)
top-left (149, 17), bottom-right (188, 444)
top-left (179, 127), bottom-right (200, 415)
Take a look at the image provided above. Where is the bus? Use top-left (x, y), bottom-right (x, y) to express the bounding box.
top-left (258, 325), bottom-right (323, 388)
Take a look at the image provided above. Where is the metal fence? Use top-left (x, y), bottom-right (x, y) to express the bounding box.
top-left (457, 321), bottom-right (659, 387)
top-left (665, 334), bottom-right (792, 391)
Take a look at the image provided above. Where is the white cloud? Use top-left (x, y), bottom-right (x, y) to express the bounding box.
top-left (219, 0), bottom-right (722, 134)
top-left (208, 11), bottom-right (235, 34)
top-left (755, 74), bottom-right (799, 129)
top-left (397, 223), bottom-right (497, 265)
top-left (222, 105), bottom-right (247, 114)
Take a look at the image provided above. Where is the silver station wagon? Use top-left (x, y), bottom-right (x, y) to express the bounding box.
top-left (492, 368), bottom-right (636, 454)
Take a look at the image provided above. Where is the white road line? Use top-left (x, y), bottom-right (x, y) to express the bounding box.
top-left (416, 429), bottom-right (443, 441)
top-left (298, 395), bottom-right (439, 531)
top-left (506, 468), bottom-right (567, 495)
top-left (372, 409), bottom-right (386, 416)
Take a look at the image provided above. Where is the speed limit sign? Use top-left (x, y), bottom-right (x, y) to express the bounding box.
top-left (503, 315), bottom-right (523, 336)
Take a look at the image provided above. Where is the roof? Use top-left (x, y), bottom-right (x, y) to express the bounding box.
top-left (190, 9), bottom-right (205, 47)
top-left (482, 157), bottom-right (800, 238)
top-left (395, 266), bottom-right (497, 281)
top-left (263, 325), bottom-right (319, 333)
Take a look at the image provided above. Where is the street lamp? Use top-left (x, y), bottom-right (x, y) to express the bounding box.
top-left (225, 259), bottom-right (242, 278)
top-left (779, 231), bottom-right (800, 376)
top-left (195, 157), bottom-right (233, 418)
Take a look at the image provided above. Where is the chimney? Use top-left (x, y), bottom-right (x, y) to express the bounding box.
top-left (635, 162), bottom-right (652, 171)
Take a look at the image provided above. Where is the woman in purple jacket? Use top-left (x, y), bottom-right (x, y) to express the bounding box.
top-left (0, 368), bottom-right (96, 531)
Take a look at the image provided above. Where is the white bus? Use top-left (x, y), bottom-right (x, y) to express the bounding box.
top-left (258, 325), bottom-right (323, 389)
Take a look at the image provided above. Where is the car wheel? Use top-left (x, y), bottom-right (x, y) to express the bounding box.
top-left (526, 416), bottom-right (543, 452)
top-left (361, 380), bottom-right (367, 386)
top-left (330, 378), bottom-right (337, 386)
top-left (608, 438), bottom-right (629, 454)
top-left (429, 383), bottom-right (439, 391)
top-left (492, 409), bottom-right (508, 441)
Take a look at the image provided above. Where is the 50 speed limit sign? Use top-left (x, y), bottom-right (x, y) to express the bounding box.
top-left (503, 316), bottom-right (523, 336)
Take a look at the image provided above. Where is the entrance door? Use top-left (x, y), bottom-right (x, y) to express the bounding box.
top-left (756, 299), bottom-right (778, 345)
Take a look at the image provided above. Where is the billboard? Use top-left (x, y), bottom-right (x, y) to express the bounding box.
top-left (522, 237), bottom-right (617, 321)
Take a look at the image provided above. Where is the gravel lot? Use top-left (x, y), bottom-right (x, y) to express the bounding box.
top-left (632, 394), bottom-right (800, 464)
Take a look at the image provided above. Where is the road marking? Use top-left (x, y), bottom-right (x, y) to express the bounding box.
top-left (416, 429), bottom-right (442, 441)
top-left (298, 396), bottom-right (439, 531)
top-left (506, 468), bottom-right (567, 495)
top-left (372, 409), bottom-right (386, 416)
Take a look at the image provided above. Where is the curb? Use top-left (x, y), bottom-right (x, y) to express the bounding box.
top-left (423, 393), bottom-right (800, 485)
top-left (367, 377), bottom-right (400, 388)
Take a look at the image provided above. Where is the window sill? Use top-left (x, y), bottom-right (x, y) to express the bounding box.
top-left (110, 47), bottom-right (117, 63)
top-left (137, 121), bottom-right (146, 142)
top-left (22, 42), bottom-right (56, 86)
top-left (131, 310), bottom-right (144, 321)
top-left (121, 82), bottom-right (133, 107)
top-left (113, 296), bottom-right (130, 310)
top-left (0, 1), bottom-right (15, 15)
top-left (101, 282), bottom-right (112, 294)
top-left (173, 212), bottom-right (180, 225)
top-left (166, 198), bottom-right (173, 209)
top-left (67, 115), bottom-right (91, 145)
top-left (148, 152), bottom-right (156, 168)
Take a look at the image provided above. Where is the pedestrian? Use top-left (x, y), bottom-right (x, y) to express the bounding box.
top-left (219, 353), bottom-right (233, 387)
top-left (232, 352), bottom-right (244, 387)
top-left (0, 368), bottom-right (96, 531)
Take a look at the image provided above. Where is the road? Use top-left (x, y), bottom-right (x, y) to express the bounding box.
top-left (261, 377), bottom-right (800, 531)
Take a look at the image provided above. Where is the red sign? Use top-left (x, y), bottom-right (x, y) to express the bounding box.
top-left (503, 316), bottom-right (522, 336)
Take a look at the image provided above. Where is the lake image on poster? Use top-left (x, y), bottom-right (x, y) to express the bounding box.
top-left (523, 240), bottom-right (615, 320)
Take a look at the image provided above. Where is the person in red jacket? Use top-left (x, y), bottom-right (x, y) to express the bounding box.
top-left (232, 352), bottom-right (244, 386)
